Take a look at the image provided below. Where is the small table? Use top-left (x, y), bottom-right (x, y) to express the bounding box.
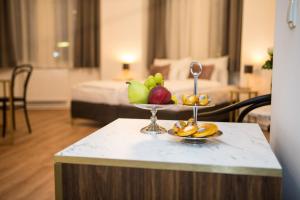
top-left (230, 87), bottom-right (258, 121)
top-left (0, 79), bottom-right (14, 144)
top-left (54, 118), bottom-right (282, 200)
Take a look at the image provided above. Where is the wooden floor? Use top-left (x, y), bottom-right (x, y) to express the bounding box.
top-left (0, 110), bottom-right (99, 200)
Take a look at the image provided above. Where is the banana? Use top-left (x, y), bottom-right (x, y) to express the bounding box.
top-left (173, 121), bottom-right (187, 133)
top-left (172, 125), bottom-right (180, 133)
top-left (172, 120), bottom-right (219, 139)
top-left (177, 120), bottom-right (187, 128)
top-left (192, 123), bottom-right (218, 138)
top-left (187, 118), bottom-right (196, 125)
top-left (171, 95), bottom-right (178, 104)
top-left (177, 124), bottom-right (198, 137)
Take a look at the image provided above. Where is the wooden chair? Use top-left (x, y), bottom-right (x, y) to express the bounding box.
top-left (198, 94), bottom-right (271, 122)
top-left (0, 64), bottom-right (33, 137)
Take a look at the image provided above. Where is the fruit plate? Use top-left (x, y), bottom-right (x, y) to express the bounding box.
top-left (167, 129), bottom-right (223, 144)
top-left (177, 103), bottom-right (216, 109)
top-left (134, 104), bottom-right (175, 111)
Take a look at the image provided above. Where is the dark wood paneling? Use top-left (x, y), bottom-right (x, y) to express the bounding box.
top-left (60, 163), bottom-right (281, 200)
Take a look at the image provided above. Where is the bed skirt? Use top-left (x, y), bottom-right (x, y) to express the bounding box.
top-left (71, 101), bottom-right (230, 125)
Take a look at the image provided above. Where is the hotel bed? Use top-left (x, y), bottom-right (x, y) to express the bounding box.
top-left (71, 56), bottom-right (234, 124)
top-left (71, 79), bottom-right (235, 124)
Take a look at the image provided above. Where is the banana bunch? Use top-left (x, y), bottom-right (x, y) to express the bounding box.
top-left (172, 118), bottom-right (218, 138)
top-left (182, 94), bottom-right (209, 106)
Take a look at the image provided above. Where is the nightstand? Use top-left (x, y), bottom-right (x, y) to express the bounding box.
top-left (229, 87), bottom-right (258, 122)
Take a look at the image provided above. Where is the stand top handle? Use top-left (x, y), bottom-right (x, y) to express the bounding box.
top-left (190, 61), bottom-right (203, 96)
top-left (190, 61), bottom-right (203, 77)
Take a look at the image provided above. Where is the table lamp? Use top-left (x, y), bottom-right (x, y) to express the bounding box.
top-left (115, 54), bottom-right (136, 81)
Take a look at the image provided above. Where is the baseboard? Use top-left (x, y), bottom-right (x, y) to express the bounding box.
top-left (27, 101), bottom-right (70, 110)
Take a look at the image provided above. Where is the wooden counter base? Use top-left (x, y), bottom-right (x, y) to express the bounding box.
top-left (55, 163), bottom-right (281, 200)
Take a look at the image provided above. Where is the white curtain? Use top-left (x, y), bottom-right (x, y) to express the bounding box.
top-left (9, 0), bottom-right (76, 68)
top-left (35, 0), bottom-right (76, 68)
top-left (165, 0), bottom-right (228, 60)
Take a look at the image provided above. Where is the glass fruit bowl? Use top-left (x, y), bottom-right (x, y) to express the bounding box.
top-left (134, 104), bottom-right (174, 134)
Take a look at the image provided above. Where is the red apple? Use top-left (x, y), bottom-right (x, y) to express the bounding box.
top-left (148, 86), bottom-right (171, 104)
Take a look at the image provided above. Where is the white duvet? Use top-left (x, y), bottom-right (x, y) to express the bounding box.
top-left (72, 80), bottom-right (235, 110)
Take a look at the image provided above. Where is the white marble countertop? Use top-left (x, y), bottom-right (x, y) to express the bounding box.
top-left (55, 118), bottom-right (282, 177)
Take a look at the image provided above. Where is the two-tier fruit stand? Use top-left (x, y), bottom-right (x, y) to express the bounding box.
top-left (134, 62), bottom-right (216, 137)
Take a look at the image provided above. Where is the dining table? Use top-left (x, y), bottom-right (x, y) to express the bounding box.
top-left (54, 118), bottom-right (282, 200)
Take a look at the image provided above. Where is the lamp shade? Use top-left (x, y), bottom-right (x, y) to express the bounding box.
top-left (123, 63), bottom-right (130, 70)
top-left (244, 65), bottom-right (253, 74)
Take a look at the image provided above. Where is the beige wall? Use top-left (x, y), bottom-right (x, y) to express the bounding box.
top-left (100, 0), bottom-right (148, 80)
top-left (240, 0), bottom-right (275, 94)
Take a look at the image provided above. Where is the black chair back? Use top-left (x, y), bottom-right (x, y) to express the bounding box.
top-left (198, 94), bottom-right (271, 122)
top-left (10, 64), bottom-right (33, 100)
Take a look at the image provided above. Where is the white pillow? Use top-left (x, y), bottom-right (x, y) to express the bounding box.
top-left (175, 57), bottom-right (192, 80)
top-left (199, 56), bottom-right (229, 85)
top-left (154, 57), bottom-right (192, 80)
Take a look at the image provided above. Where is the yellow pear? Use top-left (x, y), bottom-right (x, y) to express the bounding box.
top-left (199, 94), bottom-right (209, 106)
top-left (182, 94), bottom-right (199, 106)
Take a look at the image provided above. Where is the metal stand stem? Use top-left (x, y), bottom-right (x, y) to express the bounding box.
top-left (190, 62), bottom-right (202, 124)
top-left (193, 106), bottom-right (198, 123)
top-left (140, 107), bottom-right (167, 134)
top-left (150, 108), bottom-right (158, 130)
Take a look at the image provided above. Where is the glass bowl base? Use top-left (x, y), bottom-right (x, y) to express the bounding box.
top-left (140, 125), bottom-right (167, 135)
